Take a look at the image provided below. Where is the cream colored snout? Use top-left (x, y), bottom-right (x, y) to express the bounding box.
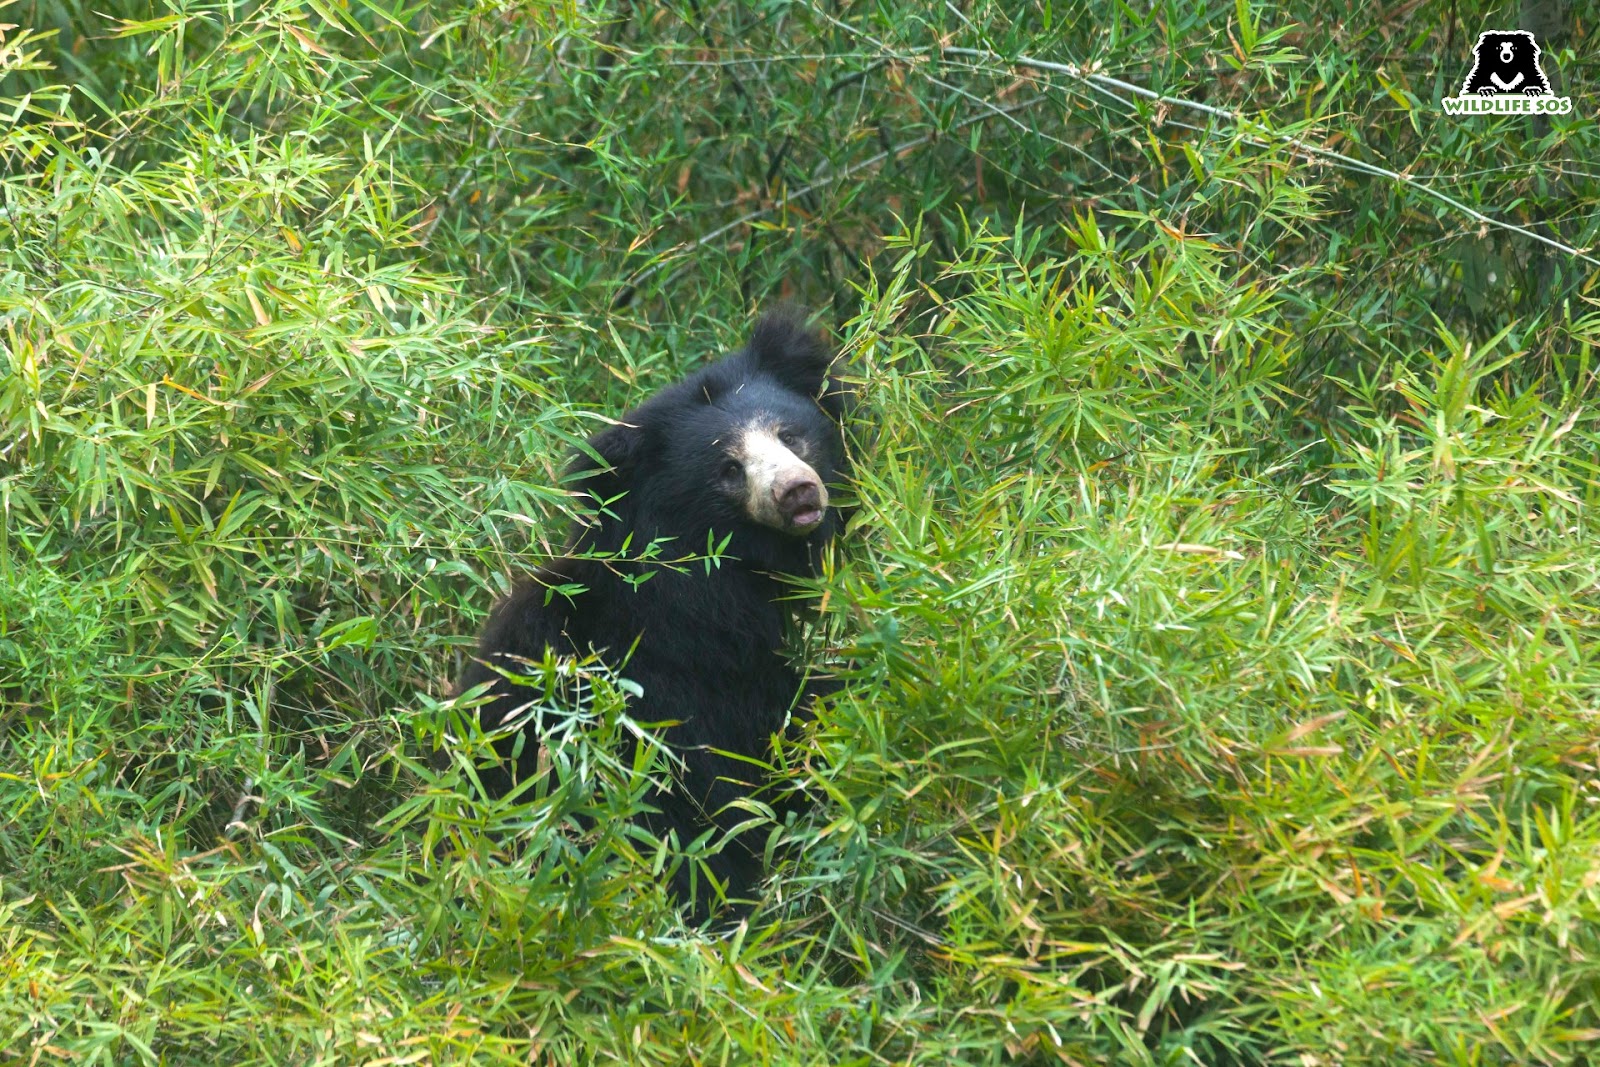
top-left (737, 427), bottom-right (828, 533)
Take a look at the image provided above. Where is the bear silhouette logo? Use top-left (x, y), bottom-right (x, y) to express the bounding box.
top-left (1461, 31), bottom-right (1551, 97)
top-left (1441, 30), bottom-right (1573, 115)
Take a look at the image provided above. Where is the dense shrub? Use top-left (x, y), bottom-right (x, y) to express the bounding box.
top-left (2, 1), bottom-right (1597, 1063)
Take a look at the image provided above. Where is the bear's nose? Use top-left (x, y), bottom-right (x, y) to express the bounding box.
top-left (774, 475), bottom-right (824, 528)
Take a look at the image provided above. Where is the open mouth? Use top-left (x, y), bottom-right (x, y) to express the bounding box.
top-left (790, 508), bottom-right (824, 530)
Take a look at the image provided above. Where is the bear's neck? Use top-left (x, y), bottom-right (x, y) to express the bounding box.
top-left (574, 555), bottom-right (794, 664)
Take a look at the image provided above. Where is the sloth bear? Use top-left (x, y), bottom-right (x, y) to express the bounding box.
top-left (1461, 30), bottom-right (1553, 97)
top-left (454, 308), bottom-right (847, 920)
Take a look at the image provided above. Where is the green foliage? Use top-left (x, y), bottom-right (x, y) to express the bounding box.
top-left (3, 1), bottom-right (1598, 1063)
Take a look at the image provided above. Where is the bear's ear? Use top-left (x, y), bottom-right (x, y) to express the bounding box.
top-left (565, 420), bottom-right (643, 511)
top-left (747, 306), bottom-right (834, 401)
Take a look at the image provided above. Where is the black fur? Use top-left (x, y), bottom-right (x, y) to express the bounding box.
top-left (455, 308), bottom-right (846, 919)
top-left (1461, 31), bottom-right (1552, 97)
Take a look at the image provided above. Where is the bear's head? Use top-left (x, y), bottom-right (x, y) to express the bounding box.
top-left (567, 309), bottom-right (847, 566)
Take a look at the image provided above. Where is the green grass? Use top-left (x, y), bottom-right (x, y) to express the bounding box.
top-left (3, 1), bottom-right (1599, 1063)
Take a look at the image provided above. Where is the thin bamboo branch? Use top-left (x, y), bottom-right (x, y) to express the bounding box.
top-left (939, 45), bottom-right (1598, 268)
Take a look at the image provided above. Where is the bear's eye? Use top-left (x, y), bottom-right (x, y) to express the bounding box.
top-left (778, 429), bottom-right (800, 449)
top-left (719, 458), bottom-right (743, 482)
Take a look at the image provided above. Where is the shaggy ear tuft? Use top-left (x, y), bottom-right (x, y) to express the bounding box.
top-left (566, 420), bottom-right (643, 509)
top-left (747, 306), bottom-right (834, 400)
